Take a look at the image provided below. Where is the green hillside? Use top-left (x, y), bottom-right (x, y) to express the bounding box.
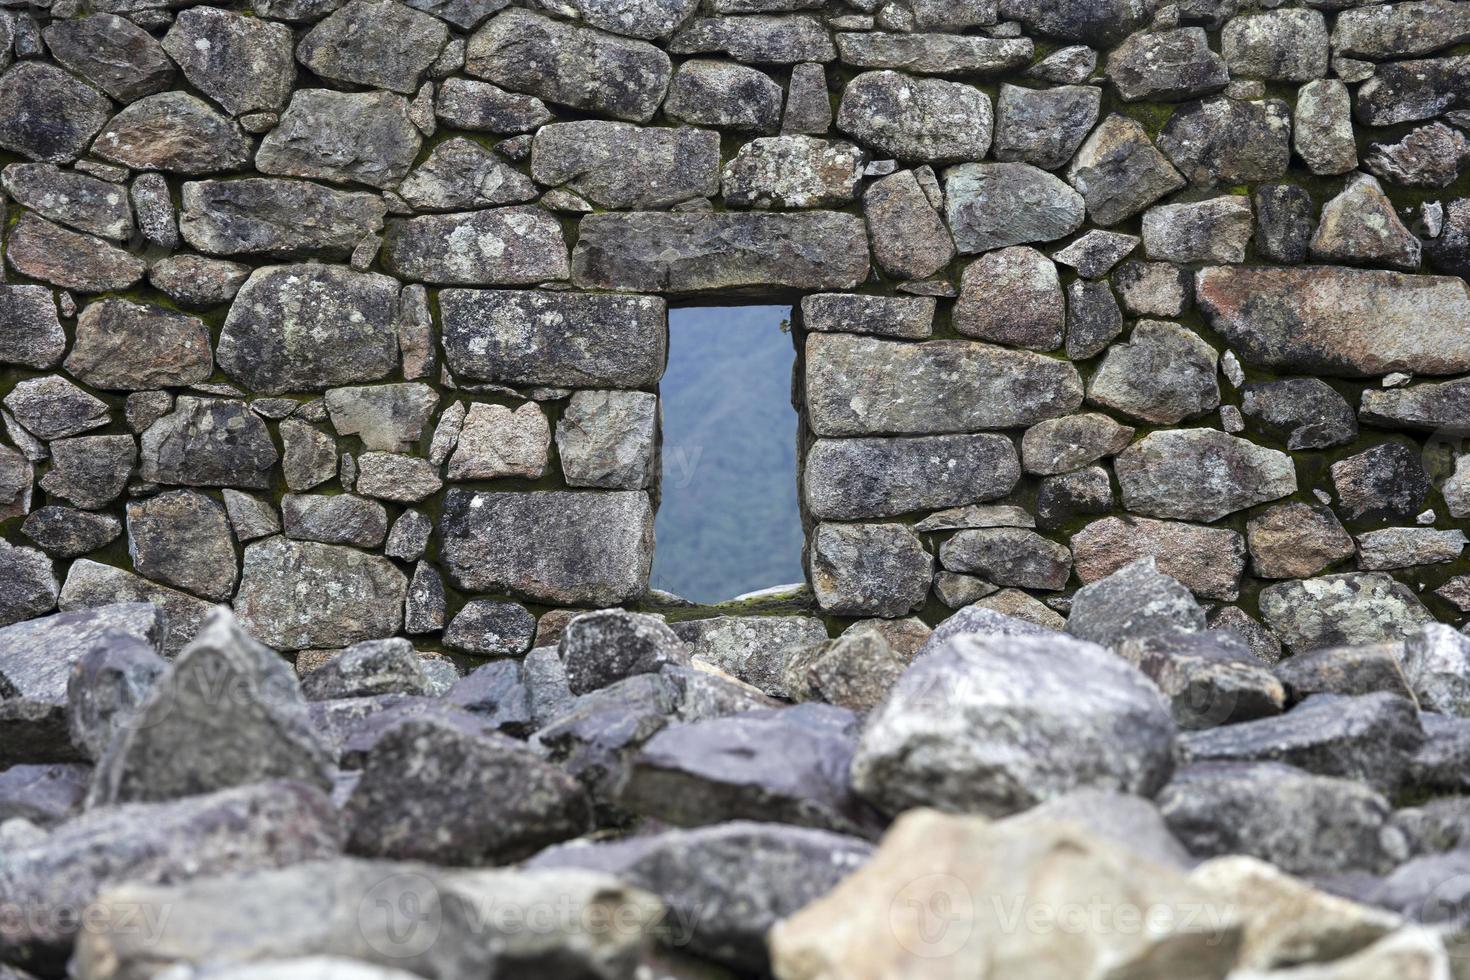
top-left (651, 306), bottom-right (806, 604)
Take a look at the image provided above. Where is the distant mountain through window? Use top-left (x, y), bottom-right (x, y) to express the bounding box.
top-left (651, 305), bottom-right (805, 605)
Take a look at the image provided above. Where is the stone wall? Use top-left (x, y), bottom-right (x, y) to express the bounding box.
top-left (0, 0), bottom-right (1467, 659)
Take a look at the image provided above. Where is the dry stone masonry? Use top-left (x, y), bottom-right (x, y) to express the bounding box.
top-left (6, 0), bottom-right (1470, 976)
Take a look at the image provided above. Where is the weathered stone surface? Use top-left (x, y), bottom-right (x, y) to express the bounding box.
top-left (1295, 79), bottom-right (1357, 176)
top-left (446, 402), bottom-right (550, 480)
top-left (1240, 378), bottom-right (1358, 450)
top-left (990, 83), bottom-right (1099, 172)
top-left (1064, 278), bottom-right (1125, 360)
top-left (1158, 98), bottom-right (1291, 187)
top-left (6, 215), bottom-right (146, 294)
top-left (1310, 174), bottom-right (1421, 271)
top-left (1143, 196), bottom-right (1253, 264)
top-left (440, 490), bottom-right (653, 605)
top-left (442, 600), bottom-right (535, 657)
top-left (322, 384), bottom-right (437, 454)
top-left (141, 397), bottom-right (278, 489)
top-left (1021, 413), bottom-right (1134, 476)
top-left (1159, 763), bottom-right (1406, 875)
top-left (399, 138), bottom-right (536, 211)
top-left (722, 136), bottom-right (864, 208)
top-left (1196, 266), bottom-right (1470, 376)
top-left (559, 610), bottom-right (688, 695)
top-left (1037, 460), bottom-right (1114, 528)
top-left (1361, 377), bottom-right (1470, 431)
top-left (93, 92), bottom-right (253, 174)
top-left (22, 507), bottom-right (122, 559)
top-left (556, 390), bottom-right (658, 490)
top-left (1330, 443), bottom-right (1431, 521)
top-left (299, 0), bottom-right (447, 95)
top-left (1247, 503), bottom-right (1355, 579)
top-left (862, 169), bottom-right (955, 280)
top-left (435, 78), bottom-right (552, 133)
top-left (531, 0), bottom-right (698, 39)
top-left (999, 0), bottom-right (1153, 45)
top-left (951, 247), bottom-right (1062, 349)
top-left (0, 286), bottom-right (63, 370)
top-left (1108, 28), bottom-right (1228, 102)
top-left (0, 63), bottom-right (112, 163)
top-left (836, 32), bottom-right (1030, 76)
top-left (441, 289), bottom-right (665, 387)
top-left (59, 562), bottom-right (214, 656)
top-left (1358, 527), bottom-right (1466, 570)
top-left (1115, 259), bottom-right (1190, 317)
top-left (162, 7), bottom-right (295, 115)
top-left (805, 333), bottom-right (1083, 436)
top-left (1115, 429), bottom-right (1295, 522)
top-left (1332, 0), bottom-right (1470, 59)
top-left (810, 522), bottom-right (932, 617)
top-left (1221, 8), bottom-right (1329, 81)
top-left (1254, 184), bottom-right (1315, 264)
top-left (235, 537), bottom-right (407, 650)
top-left (805, 434), bottom-right (1018, 520)
top-left (940, 528), bottom-right (1071, 590)
top-left (1355, 54), bottom-right (1470, 127)
top-left (180, 179), bottom-right (387, 260)
top-left (1067, 558), bottom-right (1205, 649)
top-left (219, 265), bottom-right (402, 394)
top-left (1402, 624), bottom-right (1470, 716)
top-left (782, 60), bottom-right (830, 134)
top-left (532, 121), bottom-right (719, 209)
top-left (279, 420), bottom-right (336, 492)
top-left (355, 453), bottom-right (443, 504)
top-left (383, 206), bottom-right (569, 286)
top-left (220, 493), bottom-right (279, 547)
top-left (672, 615), bottom-right (828, 695)
top-left (0, 763), bottom-right (90, 827)
top-left (1088, 320), bottom-right (1219, 424)
top-left (1065, 114), bottom-right (1185, 226)
top-left (665, 59), bottom-right (782, 131)
top-left (42, 14), bottom-right (174, 103)
top-left (1054, 230), bottom-right (1138, 280)
top-left (149, 255), bottom-right (253, 310)
top-left (669, 13), bottom-right (835, 63)
top-left (1072, 516), bottom-right (1246, 601)
top-left (783, 627), bottom-right (907, 711)
top-left (854, 631), bottom-right (1174, 816)
top-left (4, 377), bottom-right (108, 440)
top-left (572, 210), bottom-right (869, 293)
top-left (1274, 642), bottom-right (1415, 703)
top-left (1365, 121), bottom-right (1470, 189)
top-left (126, 491), bottom-right (238, 601)
top-left (257, 89), bottom-right (422, 189)
top-left (945, 163), bottom-right (1084, 254)
top-left (466, 9), bottom-right (671, 123)
top-left (41, 436), bottom-right (136, 510)
top-left (300, 639), bottom-right (440, 700)
top-left (0, 540), bottom-right (57, 628)
top-left (283, 493), bottom-right (388, 548)
top-left (836, 70), bottom-right (992, 164)
top-left (66, 299), bottom-right (213, 391)
top-left (1119, 629), bottom-right (1283, 729)
top-left (1259, 573), bottom-right (1436, 654)
top-left (2, 163), bottom-right (131, 241)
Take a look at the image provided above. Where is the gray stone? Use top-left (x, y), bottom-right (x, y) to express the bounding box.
top-left (572, 210), bottom-right (869, 293)
top-left (0, 286), bottom-right (64, 370)
top-left (1115, 429), bottom-right (1295, 522)
top-left (92, 92), bottom-right (253, 174)
top-left (383, 206), bottom-right (569, 286)
top-left (672, 615), bottom-right (829, 696)
top-left (530, 0), bottom-right (698, 39)
top-left (323, 384), bottom-right (438, 453)
top-left (180, 179), bottom-right (387, 260)
top-left (41, 14), bottom-right (174, 103)
top-left (1021, 413), bottom-right (1134, 475)
top-left (999, 0), bottom-right (1153, 44)
top-left (1067, 558), bottom-right (1206, 649)
top-left (556, 390), bottom-right (658, 490)
top-left (669, 13), bottom-right (835, 63)
top-left (398, 138), bottom-right (536, 212)
top-left (131, 172), bottom-right (178, 250)
top-left (1107, 28), bottom-right (1228, 101)
top-left (1071, 516), bottom-right (1246, 601)
top-left (559, 610), bottom-right (688, 695)
top-left (1143, 196), bottom-right (1253, 264)
top-left (354, 453), bottom-right (442, 504)
top-left (1332, 0), bottom-right (1470, 59)
top-left (801, 293), bottom-right (934, 340)
top-left (222, 491), bottom-right (280, 543)
top-left (1053, 230), bottom-right (1138, 280)
top-left (148, 256), bottom-right (253, 310)
top-left (1357, 527), bottom-right (1466, 570)
top-left (1119, 630), bottom-right (1285, 729)
top-left (940, 528), bottom-right (1071, 590)
top-left (440, 490), bottom-right (653, 605)
top-left (235, 537), bottom-right (408, 651)
top-left (126, 491), bottom-right (238, 601)
top-left (21, 507), bottom-right (122, 559)
top-left (282, 493), bottom-right (389, 548)
top-left (1247, 503), bottom-right (1356, 579)
top-left (59, 562), bottom-right (215, 656)
top-left (1364, 122), bottom-right (1470, 189)
top-left (383, 511), bottom-right (432, 562)
top-left (1027, 43), bottom-right (1097, 83)
top-left (1274, 642), bottom-right (1416, 704)
top-left (532, 121), bottom-right (718, 210)
top-left (66, 299), bottom-right (214, 392)
top-left (141, 397), bottom-right (278, 490)
top-left (434, 78), bottom-right (552, 133)
top-left (1259, 573), bottom-right (1436, 654)
top-left (1088, 320), bottom-right (1219, 424)
top-left (405, 562), bottom-right (445, 635)
top-left (810, 522), bottom-right (932, 618)
top-left (1295, 79), bottom-right (1358, 175)
top-left (1158, 97), bottom-right (1291, 186)
top-left (722, 136), bottom-right (864, 208)
top-left (1240, 378), bottom-right (1358, 450)
top-left (665, 59), bottom-right (782, 131)
top-left (1361, 377), bottom-right (1470, 432)
top-left (218, 265), bottom-right (402, 395)
top-left (301, 640), bottom-right (437, 701)
top-left (0, 63), bottom-right (112, 163)
top-left (1331, 443), bottom-right (1431, 521)
top-left (279, 420), bottom-right (337, 492)
top-left (1221, 8), bottom-right (1329, 81)
top-left (952, 246), bottom-right (1063, 349)
top-left (805, 434), bottom-right (1019, 520)
top-left (0, 763), bottom-right (90, 828)
top-left (298, 0), bottom-right (448, 95)
top-left (854, 631), bottom-right (1175, 817)
top-left (1, 163), bottom-right (131, 241)
top-left (0, 540), bottom-right (56, 629)
top-left (466, 9), bottom-right (671, 123)
top-left (1065, 114), bottom-right (1185, 226)
top-left (1410, 713), bottom-right (1470, 793)
top-left (41, 436), bottom-right (137, 510)
top-left (443, 600), bottom-right (536, 656)
top-left (1159, 762), bottom-right (1406, 875)
top-left (1179, 693), bottom-right (1423, 795)
top-left (447, 402), bottom-right (550, 480)
top-left (783, 627), bottom-right (907, 711)
top-left (783, 61), bottom-right (831, 134)
top-left (1401, 624), bottom-right (1470, 715)
top-left (944, 162), bottom-right (1084, 253)
top-left (257, 89), bottom-right (422, 189)
top-left (162, 7), bottom-right (295, 115)
top-left (1310, 174), bottom-right (1421, 271)
top-left (991, 83), bottom-right (1100, 171)
top-left (862, 169), bottom-right (955, 280)
top-left (6, 215), bottom-right (146, 294)
top-left (1064, 279), bottom-right (1125, 360)
top-left (1354, 54), bottom-right (1470, 127)
top-left (835, 32), bottom-right (1031, 76)
top-left (1115, 259), bottom-right (1190, 317)
top-left (4, 377), bottom-right (108, 440)
top-left (1197, 266), bottom-right (1470, 377)
top-left (805, 333), bottom-right (1083, 436)
top-left (836, 70), bottom-right (992, 164)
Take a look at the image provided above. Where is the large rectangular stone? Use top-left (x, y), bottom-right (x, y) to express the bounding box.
top-left (571, 211), bottom-right (871, 294)
top-left (800, 294), bottom-right (935, 339)
top-left (804, 434), bottom-right (1020, 519)
top-left (439, 490), bottom-right (654, 606)
top-left (440, 289), bottom-right (667, 388)
top-left (804, 333), bottom-right (1083, 436)
top-left (1196, 265), bottom-right (1470, 376)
